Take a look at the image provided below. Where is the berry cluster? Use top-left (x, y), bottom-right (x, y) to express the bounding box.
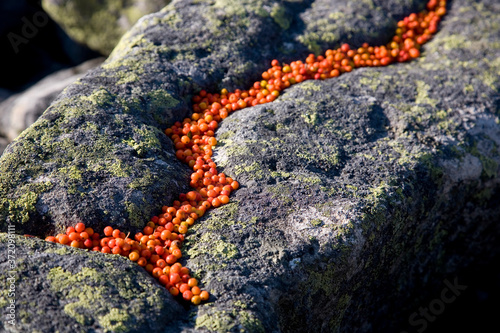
top-left (43, 0), bottom-right (446, 306)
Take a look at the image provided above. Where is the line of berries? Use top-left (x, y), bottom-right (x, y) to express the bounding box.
top-left (43, 0), bottom-right (445, 306)
top-left (46, 222), bottom-right (209, 304)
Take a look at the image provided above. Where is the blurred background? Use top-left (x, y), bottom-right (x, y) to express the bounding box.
top-left (0, 0), bottom-right (170, 154)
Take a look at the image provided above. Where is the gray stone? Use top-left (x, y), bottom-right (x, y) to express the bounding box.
top-left (0, 58), bottom-right (105, 150)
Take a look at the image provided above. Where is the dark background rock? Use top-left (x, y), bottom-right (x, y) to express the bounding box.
top-left (0, 0), bottom-right (499, 332)
top-left (0, 0), bottom-right (100, 92)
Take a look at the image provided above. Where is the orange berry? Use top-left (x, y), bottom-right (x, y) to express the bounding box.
top-left (169, 287), bottom-right (179, 296)
top-left (84, 227), bottom-right (94, 237)
top-left (179, 283), bottom-right (190, 293)
top-left (104, 226), bottom-right (113, 237)
top-left (68, 232), bottom-right (80, 241)
top-left (70, 240), bottom-right (80, 248)
top-left (200, 290), bottom-right (210, 301)
top-left (188, 278), bottom-right (198, 287)
top-left (66, 227), bottom-right (75, 235)
top-left (182, 290), bottom-right (193, 301)
top-left (191, 286), bottom-right (201, 295)
top-left (129, 251), bottom-right (140, 261)
top-left (137, 257), bottom-right (147, 266)
top-left (74, 223), bottom-right (86, 233)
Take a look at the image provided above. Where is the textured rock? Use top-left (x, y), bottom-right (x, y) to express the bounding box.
top-left (0, 0), bottom-right (499, 332)
top-left (42, 0), bottom-right (172, 55)
top-left (0, 57), bottom-right (105, 154)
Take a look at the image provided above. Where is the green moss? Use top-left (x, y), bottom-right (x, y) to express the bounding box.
top-left (479, 155), bottom-right (498, 178)
top-left (187, 233), bottom-right (239, 260)
top-left (359, 72), bottom-right (381, 91)
top-left (146, 90), bottom-right (181, 119)
top-left (233, 300), bottom-right (248, 309)
top-left (98, 308), bottom-right (131, 333)
top-left (295, 143), bottom-right (339, 168)
top-left (267, 183), bottom-right (293, 205)
top-left (214, 0), bottom-right (246, 16)
top-left (240, 311), bottom-right (265, 333)
top-left (311, 219), bottom-right (323, 227)
top-left (298, 32), bottom-right (322, 55)
top-left (464, 84), bottom-right (474, 93)
top-left (121, 124), bottom-right (164, 157)
top-left (127, 169), bottom-right (157, 189)
top-left (414, 80), bottom-right (437, 107)
top-left (108, 160), bottom-right (132, 178)
top-left (438, 34), bottom-right (472, 51)
top-left (203, 202), bottom-right (239, 230)
top-left (270, 170), bottom-right (291, 179)
top-left (81, 88), bottom-right (115, 106)
top-left (160, 9), bottom-right (182, 27)
top-left (195, 311), bottom-right (237, 332)
top-left (234, 161), bottom-right (265, 180)
top-left (59, 165), bottom-right (83, 180)
top-left (213, 239), bottom-right (239, 259)
top-left (125, 200), bottom-right (148, 228)
top-left (0, 181), bottom-right (53, 224)
top-left (48, 267), bottom-right (109, 326)
top-left (271, 4), bottom-right (290, 30)
top-left (301, 111), bottom-right (319, 126)
top-left (46, 261), bottom-right (167, 332)
top-left (482, 70), bottom-right (498, 91)
top-left (218, 130), bottom-right (235, 141)
top-left (304, 263), bottom-right (338, 296)
top-left (44, 245), bottom-right (73, 255)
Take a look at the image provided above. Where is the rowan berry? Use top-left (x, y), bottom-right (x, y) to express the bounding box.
top-left (74, 223), bottom-right (86, 233)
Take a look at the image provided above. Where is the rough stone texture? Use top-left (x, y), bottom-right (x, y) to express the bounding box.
top-left (0, 0), bottom-right (499, 332)
top-left (42, 0), bottom-right (172, 55)
top-left (0, 57), bottom-right (105, 154)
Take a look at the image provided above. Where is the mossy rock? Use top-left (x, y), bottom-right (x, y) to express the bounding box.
top-left (1, 0), bottom-right (499, 332)
top-left (42, 0), bottom-right (172, 55)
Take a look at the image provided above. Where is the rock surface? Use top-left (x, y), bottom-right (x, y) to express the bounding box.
top-left (0, 57), bottom-right (105, 155)
top-left (42, 0), bottom-right (172, 55)
top-left (1, 0), bottom-right (499, 332)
